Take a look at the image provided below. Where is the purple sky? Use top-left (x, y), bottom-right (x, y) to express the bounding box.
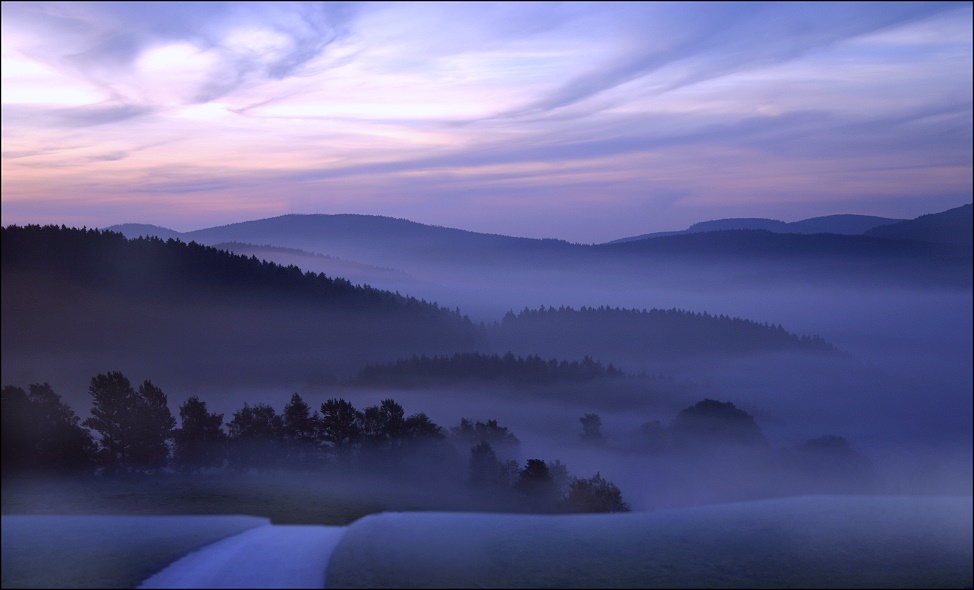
top-left (2, 2), bottom-right (971, 243)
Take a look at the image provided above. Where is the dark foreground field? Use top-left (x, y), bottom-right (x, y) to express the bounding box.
top-left (3, 475), bottom-right (971, 589)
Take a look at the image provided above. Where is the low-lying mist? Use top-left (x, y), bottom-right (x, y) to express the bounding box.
top-left (3, 223), bottom-right (970, 516)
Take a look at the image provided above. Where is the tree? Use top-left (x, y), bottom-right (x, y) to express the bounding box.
top-left (468, 441), bottom-right (507, 487)
top-left (173, 396), bottom-right (226, 472)
top-left (785, 435), bottom-right (874, 493)
top-left (2, 384), bottom-right (95, 474)
top-left (669, 399), bottom-right (768, 449)
top-left (402, 412), bottom-right (444, 440)
top-left (83, 373), bottom-right (175, 473)
top-left (282, 393), bottom-right (319, 467)
top-left (361, 399), bottom-right (405, 448)
top-left (548, 459), bottom-right (571, 498)
top-left (580, 413), bottom-right (604, 444)
top-left (561, 472), bottom-right (631, 513)
top-left (451, 418), bottom-right (520, 456)
top-left (84, 372), bottom-right (139, 473)
top-left (129, 380), bottom-right (176, 471)
top-left (226, 402), bottom-right (282, 470)
top-left (515, 458), bottom-right (559, 512)
top-left (318, 398), bottom-right (361, 456)
top-left (1, 386), bottom-right (32, 473)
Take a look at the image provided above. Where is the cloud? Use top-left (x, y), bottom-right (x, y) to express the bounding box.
top-left (2, 103), bottom-right (157, 128)
top-left (85, 151), bottom-right (128, 162)
top-left (3, 2), bottom-right (360, 108)
top-left (509, 2), bottom-right (961, 116)
top-left (270, 99), bottom-right (970, 186)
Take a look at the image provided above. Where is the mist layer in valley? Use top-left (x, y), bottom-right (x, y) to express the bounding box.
top-left (2, 205), bottom-right (971, 513)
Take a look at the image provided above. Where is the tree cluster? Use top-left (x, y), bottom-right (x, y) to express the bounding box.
top-left (355, 352), bottom-right (624, 387)
top-left (1, 372), bottom-right (634, 514)
top-left (1, 384), bottom-right (95, 475)
top-left (492, 305), bottom-right (836, 355)
top-left (1, 224), bottom-right (484, 341)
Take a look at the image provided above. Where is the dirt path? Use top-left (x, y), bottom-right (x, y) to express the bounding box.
top-left (139, 524), bottom-right (346, 589)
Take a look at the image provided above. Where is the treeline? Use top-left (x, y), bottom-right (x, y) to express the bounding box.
top-left (2, 225), bottom-right (487, 381)
top-left (1, 224), bottom-right (472, 319)
top-left (354, 352), bottom-right (625, 387)
top-left (2, 372), bottom-right (875, 510)
top-left (490, 305), bottom-right (836, 357)
top-left (1, 373), bottom-right (629, 514)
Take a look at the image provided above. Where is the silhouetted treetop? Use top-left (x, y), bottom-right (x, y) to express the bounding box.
top-left (354, 352), bottom-right (625, 387)
top-left (670, 399), bottom-right (769, 448)
top-left (2, 383), bottom-right (95, 474)
top-left (452, 418), bottom-right (520, 446)
top-left (0, 224), bottom-right (481, 323)
top-left (2, 225), bottom-right (487, 379)
top-left (491, 305), bottom-right (836, 356)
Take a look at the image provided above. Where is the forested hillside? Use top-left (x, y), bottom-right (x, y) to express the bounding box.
top-left (354, 352), bottom-right (625, 387)
top-left (490, 306), bottom-right (836, 363)
top-left (1, 225), bottom-right (487, 390)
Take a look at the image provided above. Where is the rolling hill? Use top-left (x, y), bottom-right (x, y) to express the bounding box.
top-left (1, 225), bottom-right (487, 394)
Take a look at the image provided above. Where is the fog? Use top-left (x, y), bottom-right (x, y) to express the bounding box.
top-left (2, 222), bottom-right (971, 517)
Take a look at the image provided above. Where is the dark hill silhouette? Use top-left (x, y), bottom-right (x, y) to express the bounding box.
top-left (788, 214), bottom-right (903, 235)
top-left (107, 223), bottom-right (185, 242)
top-left (109, 208), bottom-right (971, 292)
top-left (688, 218), bottom-right (790, 233)
top-left (1, 225), bottom-right (487, 389)
top-left (597, 229), bottom-right (967, 261)
top-left (99, 205), bottom-right (971, 327)
top-left (354, 352), bottom-right (625, 388)
top-left (669, 399), bottom-right (769, 449)
top-left (605, 213), bottom-right (904, 244)
top-left (489, 306), bottom-right (836, 367)
top-left (179, 214), bottom-right (584, 271)
top-left (864, 203), bottom-right (972, 246)
top-left (212, 241), bottom-right (425, 293)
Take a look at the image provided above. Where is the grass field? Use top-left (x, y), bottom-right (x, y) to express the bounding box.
top-left (326, 495), bottom-right (973, 588)
top-left (1, 514), bottom-right (269, 589)
top-left (1, 472), bottom-right (386, 526)
top-left (4, 475), bottom-right (971, 589)
top-left (2, 473), bottom-right (378, 588)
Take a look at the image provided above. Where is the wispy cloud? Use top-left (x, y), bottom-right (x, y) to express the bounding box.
top-left (508, 3), bottom-right (960, 116)
top-left (1, 2), bottom-right (970, 242)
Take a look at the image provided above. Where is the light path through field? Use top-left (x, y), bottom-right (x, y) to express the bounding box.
top-left (139, 524), bottom-right (346, 589)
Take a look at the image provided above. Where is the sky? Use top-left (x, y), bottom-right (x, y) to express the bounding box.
top-left (1, 2), bottom-right (971, 244)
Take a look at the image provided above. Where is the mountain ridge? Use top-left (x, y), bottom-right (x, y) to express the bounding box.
top-left (105, 205), bottom-right (970, 250)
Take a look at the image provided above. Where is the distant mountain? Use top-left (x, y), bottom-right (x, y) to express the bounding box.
top-left (688, 218), bottom-right (791, 233)
top-left (789, 214), bottom-right (904, 235)
top-left (178, 214), bottom-right (582, 272)
top-left (107, 223), bottom-right (185, 242)
top-left (864, 204), bottom-right (972, 246)
top-left (96, 207), bottom-right (972, 317)
top-left (598, 228), bottom-right (966, 260)
top-left (606, 214), bottom-right (905, 244)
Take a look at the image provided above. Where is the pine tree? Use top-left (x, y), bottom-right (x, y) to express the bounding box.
top-left (129, 380), bottom-right (176, 471)
top-left (84, 372), bottom-right (139, 474)
top-left (83, 372), bottom-right (175, 473)
top-left (173, 396), bottom-right (226, 472)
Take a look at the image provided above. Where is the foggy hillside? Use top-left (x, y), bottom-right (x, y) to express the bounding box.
top-left (489, 306), bottom-right (836, 367)
top-left (6, 204), bottom-right (971, 502)
top-left (1, 225), bottom-right (487, 400)
top-left (211, 242), bottom-right (429, 296)
top-left (864, 203), bottom-right (973, 246)
top-left (105, 205), bottom-right (972, 323)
